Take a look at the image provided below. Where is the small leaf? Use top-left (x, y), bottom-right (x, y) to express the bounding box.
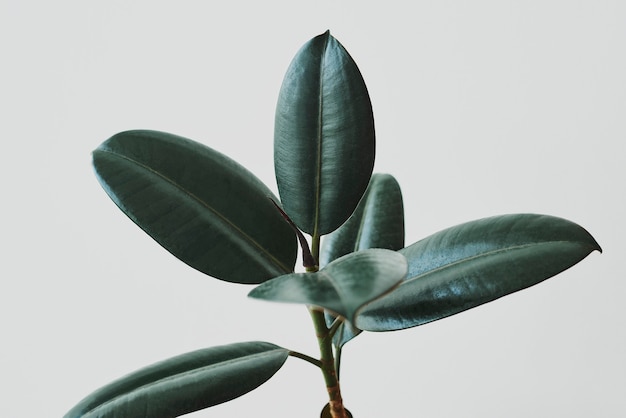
top-left (249, 249), bottom-right (407, 324)
top-left (274, 31), bottom-right (375, 236)
top-left (64, 341), bottom-right (289, 418)
top-left (357, 214), bottom-right (601, 331)
top-left (320, 173), bottom-right (405, 266)
top-left (321, 173), bottom-right (405, 346)
top-left (93, 130), bottom-right (297, 284)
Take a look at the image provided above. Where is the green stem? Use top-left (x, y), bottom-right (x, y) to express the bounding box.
top-left (288, 350), bottom-right (323, 368)
top-left (309, 307), bottom-right (347, 418)
top-left (327, 317), bottom-right (342, 340)
top-left (308, 234), bottom-right (347, 417)
top-left (311, 233), bottom-right (321, 269)
top-left (334, 345), bottom-right (343, 382)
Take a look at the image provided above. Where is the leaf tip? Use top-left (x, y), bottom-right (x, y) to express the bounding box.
top-left (592, 236), bottom-right (603, 253)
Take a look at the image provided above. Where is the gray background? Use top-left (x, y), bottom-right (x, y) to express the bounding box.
top-left (2, 1), bottom-right (623, 417)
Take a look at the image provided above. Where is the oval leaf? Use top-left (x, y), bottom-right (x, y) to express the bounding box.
top-left (249, 249), bottom-right (407, 324)
top-left (321, 173), bottom-right (405, 347)
top-left (93, 130), bottom-right (297, 284)
top-left (357, 214), bottom-right (601, 331)
top-left (274, 31), bottom-right (375, 236)
top-left (320, 173), bottom-right (405, 266)
top-left (64, 341), bottom-right (289, 418)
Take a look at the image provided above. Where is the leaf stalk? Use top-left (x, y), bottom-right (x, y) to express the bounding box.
top-left (288, 351), bottom-right (323, 368)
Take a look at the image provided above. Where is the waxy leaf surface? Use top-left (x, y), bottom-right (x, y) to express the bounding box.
top-left (274, 31), bottom-right (375, 236)
top-left (320, 173), bottom-right (405, 266)
top-left (64, 342), bottom-right (289, 418)
top-left (249, 249), bottom-right (407, 324)
top-left (357, 214), bottom-right (601, 331)
top-left (93, 130), bottom-right (297, 284)
top-left (320, 173), bottom-right (405, 347)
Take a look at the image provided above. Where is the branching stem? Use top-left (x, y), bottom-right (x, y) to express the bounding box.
top-left (309, 307), bottom-right (347, 418)
top-left (327, 317), bottom-right (343, 340)
top-left (307, 234), bottom-right (348, 418)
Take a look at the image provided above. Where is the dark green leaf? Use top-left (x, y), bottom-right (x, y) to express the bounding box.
top-left (93, 130), bottom-right (297, 284)
top-left (64, 341), bottom-right (289, 418)
top-left (249, 249), bottom-right (407, 324)
top-left (320, 173), bottom-right (405, 266)
top-left (274, 31), bottom-right (375, 236)
top-left (357, 214), bottom-right (601, 331)
top-left (321, 173), bottom-right (405, 346)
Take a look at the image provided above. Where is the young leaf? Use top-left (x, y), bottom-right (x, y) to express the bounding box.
top-left (64, 342), bottom-right (289, 418)
top-left (320, 173), bottom-right (405, 266)
top-left (93, 130), bottom-right (297, 284)
top-left (249, 249), bottom-right (407, 325)
top-left (320, 173), bottom-right (405, 347)
top-left (357, 214), bottom-right (601, 331)
top-left (274, 31), bottom-right (375, 236)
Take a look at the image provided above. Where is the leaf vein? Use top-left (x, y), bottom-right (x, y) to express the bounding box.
top-left (99, 148), bottom-right (291, 274)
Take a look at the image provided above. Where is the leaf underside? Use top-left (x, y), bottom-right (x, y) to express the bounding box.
top-left (93, 130), bottom-right (297, 284)
top-left (64, 342), bottom-right (289, 418)
top-left (357, 214), bottom-right (601, 331)
top-left (274, 30), bottom-right (375, 236)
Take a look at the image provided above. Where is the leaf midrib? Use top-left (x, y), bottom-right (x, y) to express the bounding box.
top-left (401, 240), bottom-right (587, 286)
top-left (312, 32), bottom-right (330, 239)
top-left (97, 148), bottom-right (291, 274)
top-left (85, 349), bottom-right (286, 415)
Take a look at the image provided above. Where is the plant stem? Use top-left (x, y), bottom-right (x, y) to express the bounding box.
top-left (310, 307), bottom-right (348, 418)
top-left (308, 234), bottom-right (347, 418)
top-left (327, 317), bottom-right (342, 340)
top-left (311, 233), bottom-right (321, 269)
top-left (334, 345), bottom-right (343, 382)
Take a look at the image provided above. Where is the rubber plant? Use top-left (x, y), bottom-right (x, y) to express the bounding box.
top-left (66, 31), bottom-right (601, 418)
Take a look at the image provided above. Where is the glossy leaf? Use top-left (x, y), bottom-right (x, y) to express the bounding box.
top-left (274, 31), bottom-right (375, 236)
top-left (249, 249), bottom-right (407, 324)
top-left (93, 130), bottom-right (297, 284)
top-left (320, 173), bottom-right (405, 346)
top-left (357, 214), bottom-right (601, 331)
top-left (320, 173), bottom-right (405, 266)
top-left (64, 341), bottom-right (289, 418)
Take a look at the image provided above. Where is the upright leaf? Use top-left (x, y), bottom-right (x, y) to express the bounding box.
top-left (357, 214), bottom-right (601, 331)
top-left (274, 31), bottom-right (375, 236)
top-left (320, 173), bottom-right (405, 266)
top-left (64, 342), bottom-right (289, 418)
top-left (320, 173), bottom-right (405, 347)
top-left (93, 130), bottom-right (297, 284)
top-left (249, 249), bottom-right (407, 325)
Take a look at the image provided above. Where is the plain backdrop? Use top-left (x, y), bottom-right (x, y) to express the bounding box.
top-left (1, 1), bottom-right (624, 417)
